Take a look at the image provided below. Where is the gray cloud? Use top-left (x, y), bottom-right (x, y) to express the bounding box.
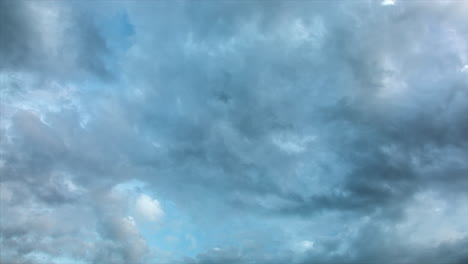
top-left (0, 0), bottom-right (111, 80)
top-left (1, 0), bottom-right (468, 263)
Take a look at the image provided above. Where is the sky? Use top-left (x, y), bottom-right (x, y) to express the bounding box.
top-left (1, 0), bottom-right (468, 263)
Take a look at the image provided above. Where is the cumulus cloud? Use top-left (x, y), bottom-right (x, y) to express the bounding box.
top-left (1, 0), bottom-right (468, 263)
top-left (136, 194), bottom-right (164, 222)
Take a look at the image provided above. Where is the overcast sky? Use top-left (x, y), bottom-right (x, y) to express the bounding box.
top-left (1, 0), bottom-right (468, 263)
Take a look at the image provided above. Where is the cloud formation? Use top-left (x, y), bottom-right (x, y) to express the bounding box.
top-left (1, 0), bottom-right (468, 264)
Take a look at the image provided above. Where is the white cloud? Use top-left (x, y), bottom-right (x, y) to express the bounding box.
top-left (135, 194), bottom-right (164, 222)
top-left (292, 240), bottom-right (315, 254)
top-left (461, 65), bottom-right (468, 72)
top-left (381, 0), bottom-right (395, 6)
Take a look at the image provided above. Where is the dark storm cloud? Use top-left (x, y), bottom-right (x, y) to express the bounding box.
top-left (0, 0), bottom-right (32, 70)
top-left (1, 0), bottom-right (468, 263)
top-left (120, 0), bottom-right (468, 218)
top-left (121, 1), bottom-right (468, 262)
top-left (0, 0), bottom-right (111, 80)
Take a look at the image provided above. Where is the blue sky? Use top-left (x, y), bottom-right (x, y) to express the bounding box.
top-left (1, 1), bottom-right (468, 264)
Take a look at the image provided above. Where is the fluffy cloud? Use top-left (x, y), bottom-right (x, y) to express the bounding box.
top-left (1, 0), bottom-right (467, 264)
top-left (136, 194), bottom-right (164, 222)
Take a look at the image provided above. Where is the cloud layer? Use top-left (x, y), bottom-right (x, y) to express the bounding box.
top-left (1, 1), bottom-right (468, 264)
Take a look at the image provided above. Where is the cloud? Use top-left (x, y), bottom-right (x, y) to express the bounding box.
top-left (0, 0), bottom-right (111, 80)
top-left (136, 194), bottom-right (164, 222)
top-left (381, 0), bottom-right (396, 6)
top-left (1, 0), bottom-right (468, 264)
top-left (94, 191), bottom-right (150, 264)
